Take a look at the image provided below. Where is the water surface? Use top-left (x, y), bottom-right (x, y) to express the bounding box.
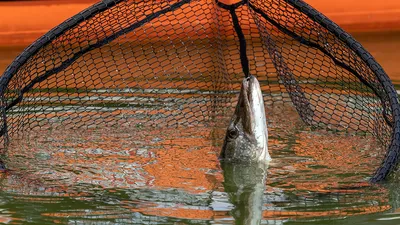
top-left (0, 103), bottom-right (393, 225)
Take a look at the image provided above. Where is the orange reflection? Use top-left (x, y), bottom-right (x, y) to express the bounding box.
top-left (0, 104), bottom-right (390, 222)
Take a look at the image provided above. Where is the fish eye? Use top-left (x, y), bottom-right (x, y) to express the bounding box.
top-left (228, 127), bottom-right (239, 139)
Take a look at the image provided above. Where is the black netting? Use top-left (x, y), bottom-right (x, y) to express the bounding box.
top-left (0, 0), bottom-right (399, 182)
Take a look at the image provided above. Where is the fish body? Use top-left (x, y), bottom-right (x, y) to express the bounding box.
top-left (220, 75), bottom-right (270, 162)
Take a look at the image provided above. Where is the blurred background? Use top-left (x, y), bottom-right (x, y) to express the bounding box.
top-left (1, 0), bottom-right (400, 80)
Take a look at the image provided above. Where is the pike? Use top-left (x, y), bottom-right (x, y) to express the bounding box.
top-left (220, 75), bottom-right (271, 162)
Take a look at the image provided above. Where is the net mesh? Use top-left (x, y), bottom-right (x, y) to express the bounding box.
top-left (0, 0), bottom-right (399, 182)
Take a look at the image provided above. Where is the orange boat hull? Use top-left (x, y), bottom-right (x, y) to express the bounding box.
top-left (0, 0), bottom-right (399, 45)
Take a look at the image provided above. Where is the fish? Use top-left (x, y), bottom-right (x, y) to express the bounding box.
top-left (220, 75), bottom-right (271, 162)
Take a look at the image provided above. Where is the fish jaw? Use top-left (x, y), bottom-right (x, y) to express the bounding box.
top-left (248, 75), bottom-right (270, 162)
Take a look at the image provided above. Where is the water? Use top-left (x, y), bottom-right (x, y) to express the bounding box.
top-left (1, 32), bottom-right (400, 224)
top-left (0, 103), bottom-right (391, 225)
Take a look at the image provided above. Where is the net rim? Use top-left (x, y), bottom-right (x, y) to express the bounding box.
top-left (0, 0), bottom-right (124, 92)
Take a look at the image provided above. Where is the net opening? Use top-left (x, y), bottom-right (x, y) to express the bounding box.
top-left (0, 0), bottom-right (398, 183)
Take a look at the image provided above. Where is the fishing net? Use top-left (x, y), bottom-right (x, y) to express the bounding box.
top-left (0, 0), bottom-right (399, 183)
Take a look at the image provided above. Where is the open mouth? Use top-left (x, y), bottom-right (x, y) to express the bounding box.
top-left (237, 75), bottom-right (265, 133)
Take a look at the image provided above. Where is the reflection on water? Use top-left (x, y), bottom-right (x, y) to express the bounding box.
top-left (221, 161), bottom-right (268, 225)
top-left (0, 103), bottom-right (395, 224)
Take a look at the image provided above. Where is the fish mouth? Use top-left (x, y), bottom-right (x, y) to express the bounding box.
top-left (237, 75), bottom-right (265, 134)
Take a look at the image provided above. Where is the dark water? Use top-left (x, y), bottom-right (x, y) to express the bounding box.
top-left (1, 32), bottom-right (400, 224)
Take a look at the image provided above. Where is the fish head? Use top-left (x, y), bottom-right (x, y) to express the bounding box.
top-left (220, 75), bottom-right (270, 162)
